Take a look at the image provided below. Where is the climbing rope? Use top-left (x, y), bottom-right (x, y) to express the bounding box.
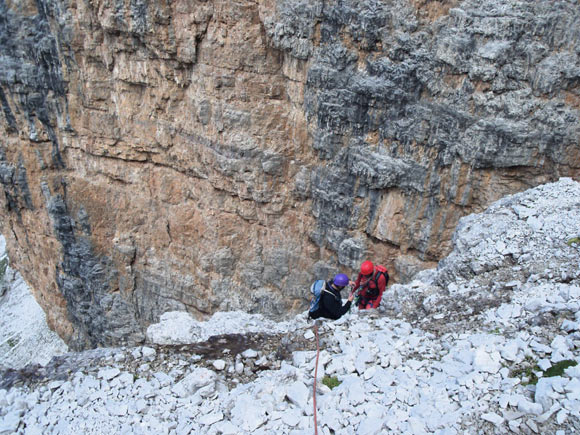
top-left (313, 322), bottom-right (320, 435)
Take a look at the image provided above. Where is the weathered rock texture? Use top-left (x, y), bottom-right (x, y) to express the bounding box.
top-left (0, 0), bottom-right (578, 348)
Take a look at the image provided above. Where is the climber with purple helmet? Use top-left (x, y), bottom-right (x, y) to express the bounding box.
top-left (308, 273), bottom-right (354, 320)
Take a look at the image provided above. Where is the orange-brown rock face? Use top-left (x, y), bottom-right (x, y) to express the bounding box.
top-left (0, 0), bottom-right (578, 348)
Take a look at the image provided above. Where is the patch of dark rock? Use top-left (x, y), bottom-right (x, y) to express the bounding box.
top-left (0, 330), bottom-right (324, 391)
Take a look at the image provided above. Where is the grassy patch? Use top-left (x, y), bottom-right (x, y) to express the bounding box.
top-left (322, 375), bottom-right (341, 390)
top-left (567, 237), bottom-right (580, 246)
top-left (490, 327), bottom-right (502, 335)
top-left (509, 358), bottom-right (579, 385)
top-left (509, 356), bottom-right (540, 385)
top-left (7, 338), bottom-right (18, 348)
top-left (543, 360), bottom-right (578, 378)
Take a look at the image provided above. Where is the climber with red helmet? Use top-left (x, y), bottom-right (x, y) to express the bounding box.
top-left (308, 273), bottom-right (354, 320)
top-left (352, 260), bottom-right (389, 310)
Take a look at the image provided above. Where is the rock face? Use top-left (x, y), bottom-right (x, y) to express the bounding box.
top-left (0, 0), bottom-right (578, 348)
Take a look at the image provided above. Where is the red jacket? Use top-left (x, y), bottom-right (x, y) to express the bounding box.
top-left (353, 269), bottom-right (387, 309)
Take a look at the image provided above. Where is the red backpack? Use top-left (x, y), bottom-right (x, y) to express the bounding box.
top-left (374, 265), bottom-right (389, 287)
top-left (367, 265), bottom-right (389, 297)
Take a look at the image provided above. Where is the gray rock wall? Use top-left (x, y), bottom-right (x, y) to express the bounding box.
top-left (266, 0), bottom-right (580, 258)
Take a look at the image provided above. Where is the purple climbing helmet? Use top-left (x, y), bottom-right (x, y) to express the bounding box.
top-left (333, 273), bottom-right (349, 287)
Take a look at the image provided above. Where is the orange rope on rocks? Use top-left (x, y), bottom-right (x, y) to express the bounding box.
top-left (313, 322), bottom-right (320, 435)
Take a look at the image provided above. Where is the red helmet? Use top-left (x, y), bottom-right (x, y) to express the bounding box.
top-left (360, 261), bottom-right (374, 275)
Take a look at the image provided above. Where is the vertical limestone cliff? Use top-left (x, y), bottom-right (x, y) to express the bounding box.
top-left (0, 0), bottom-right (578, 349)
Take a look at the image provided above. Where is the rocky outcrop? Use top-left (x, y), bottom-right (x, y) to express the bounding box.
top-left (0, 0), bottom-right (578, 348)
top-left (1, 180), bottom-right (579, 433)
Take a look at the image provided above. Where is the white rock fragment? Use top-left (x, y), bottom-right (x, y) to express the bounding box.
top-left (242, 349), bottom-right (258, 358)
top-left (255, 355), bottom-right (268, 366)
top-left (536, 404), bottom-right (561, 423)
top-left (502, 410), bottom-right (524, 421)
top-left (98, 368), bottom-right (120, 381)
top-left (141, 347), bottom-right (157, 361)
top-left (561, 320), bottom-right (578, 332)
top-left (355, 350), bottom-right (373, 373)
top-left (357, 416), bottom-right (384, 434)
top-left (172, 368), bottom-right (216, 398)
top-left (153, 372), bottom-right (173, 387)
top-left (304, 329), bottom-right (315, 340)
top-left (526, 216), bottom-right (543, 231)
top-left (508, 420), bottom-right (520, 432)
top-left (199, 412), bottom-right (223, 426)
top-left (500, 341), bottom-right (519, 361)
top-left (550, 336), bottom-right (569, 355)
top-left (565, 378), bottom-right (580, 394)
top-left (565, 365), bottom-right (580, 378)
top-left (320, 409), bottom-right (342, 432)
top-left (231, 394), bottom-right (267, 432)
top-left (344, 378), bottom-right (367, 406)
top-left (498, 394), bottom-right (510, 409)
top-left (496, 304), bottom-right (521, 321)
top-left (213, 421), bottom-right (239, 435)
top-left (212, 360), bottom-right (226, 371)
top-left (525, 299), bottom-right (545, 313)
top-left (0, 411), bottom-right (21, 434)
top-left (481, 412), bottom-right (504, 426)
top-left (388, 352), bottom-right (402, 368)
top-left (286, 381), bottom-right (309, 410)
top-left (526, 419), bottom-right (539, 433)
top-left (118, 372), bottom-right (134, 386)
top-left (281, 408), bottom-right (302, 427)
top-left (535, 378), bottom-right (556, 412)
top-left (473, 348), bottom-right (501, 374)
top-left (517, 398), bottom-right (543, 415)
top-left (146, 311), bottom-right (199, 344)
top-left (106, 402), bottom-right (128, 416)
top-left (537, 359), bottom-right (551, 371)
top-left (530, 341), bottom-right (551, 354)
top-left (363, 366), bottom-right (378, 380)
top-left (292, 351), bottom-right (309, 368)
top-left (135, 399), bottom-right (148, 414)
